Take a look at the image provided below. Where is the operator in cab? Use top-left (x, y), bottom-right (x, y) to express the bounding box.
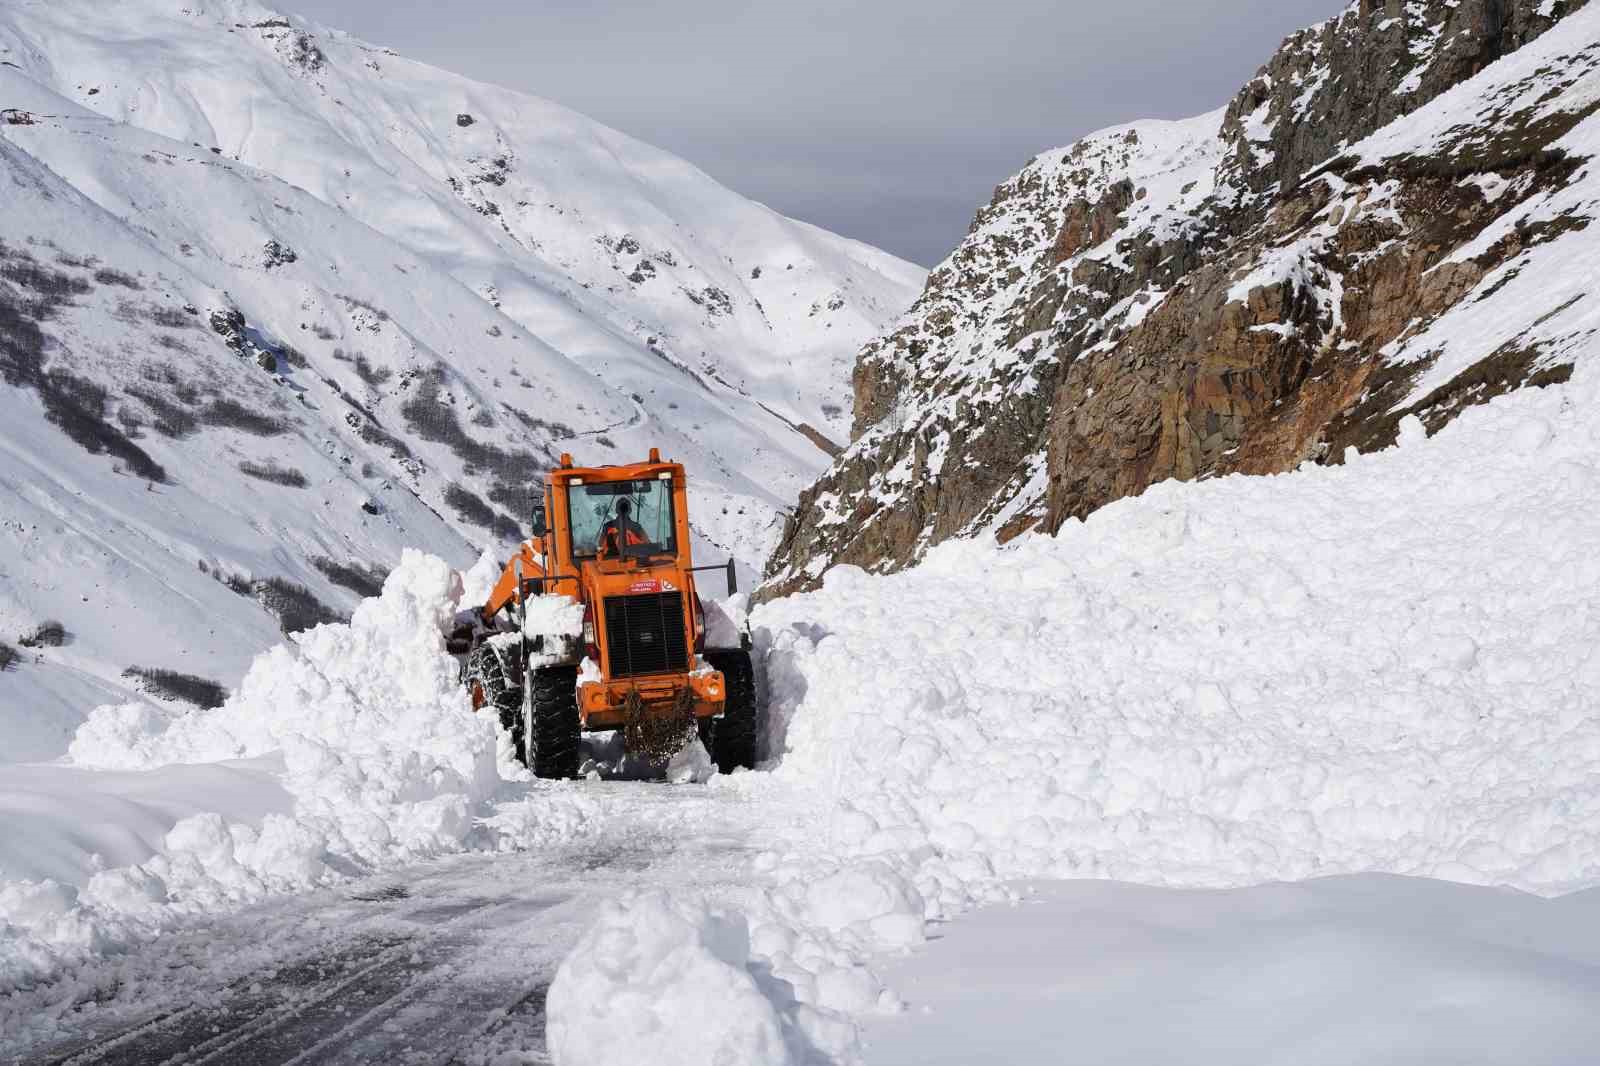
top-left (599, 497), bottom-right (648, 557)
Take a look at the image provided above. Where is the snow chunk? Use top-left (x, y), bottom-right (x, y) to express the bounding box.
top-left (522, 593), bottom-right (584, 640)
top-left (703, 593), bottom-right (750, 649)
top-left (458, 548), bottom-right (504, 609)
top-left (666, 737), bottom-right (716, 785)
top-left (805, 863), bottom-right (925, 946)
top-left (546, 892), bottom-right (798, 1066)
top-left (1395, 413), bottom-right (1428, 447)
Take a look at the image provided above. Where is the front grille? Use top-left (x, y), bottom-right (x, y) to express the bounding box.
top-left (603, 592), bottom-right (689, 678)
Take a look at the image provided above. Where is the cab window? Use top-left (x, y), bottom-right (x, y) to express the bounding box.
top-left (566, 477), bottom-right (677, 558)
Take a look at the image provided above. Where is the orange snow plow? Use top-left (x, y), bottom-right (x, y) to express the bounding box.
top-left (451, 450), bottom-right (755, 779)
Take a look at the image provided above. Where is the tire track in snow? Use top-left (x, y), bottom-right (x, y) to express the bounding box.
top-left (31, 894), bottom-right (558, 1066)
top-left (11, 788), bottom-right (773, 1065)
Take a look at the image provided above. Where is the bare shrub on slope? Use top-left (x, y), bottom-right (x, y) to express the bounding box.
top-left (121, 667), bottom-right (228, 709)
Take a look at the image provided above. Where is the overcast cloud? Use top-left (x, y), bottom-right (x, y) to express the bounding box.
top-left (288, 0), bottom-right (1342, 265)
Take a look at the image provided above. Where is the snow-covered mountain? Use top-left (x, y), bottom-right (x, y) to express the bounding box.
top-left (5, 4), bottom-right (1600, 1060)
top-left (767, 0), bottom-right (1596, 594)
top-left (0, 0), bottom-right (922, 755)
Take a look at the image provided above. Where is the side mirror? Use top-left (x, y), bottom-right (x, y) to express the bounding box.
top-left (726, 557), bottom-right (738, 596)
top-left (529, 499), bottom-right (548, 538)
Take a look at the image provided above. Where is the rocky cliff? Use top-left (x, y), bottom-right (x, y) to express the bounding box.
top-left (766, 0), bottom-right (1598, 596)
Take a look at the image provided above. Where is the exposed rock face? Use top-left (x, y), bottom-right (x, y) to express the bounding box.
top-left (765, 0), bottom-right (1597, 598)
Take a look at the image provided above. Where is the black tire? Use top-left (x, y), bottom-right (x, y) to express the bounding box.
top-left (464, 642), bottom-right (525, 755)
top-left (703, 649), bottom-right (757, 771)
top-left (528, 664), bottom-right (581, 780)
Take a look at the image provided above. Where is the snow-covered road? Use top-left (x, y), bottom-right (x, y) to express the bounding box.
top-left (19, 836), bottom-right (1600, 1066)
top-left (7, 782), bottom-right (770, 1065)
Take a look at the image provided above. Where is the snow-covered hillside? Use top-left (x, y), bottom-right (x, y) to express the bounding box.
top-left (0, 0), bottom-right (922, 753)
top-left (0, 0), bottom-right (919, 449)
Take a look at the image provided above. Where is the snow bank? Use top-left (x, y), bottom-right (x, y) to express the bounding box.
top-left (0, 551), bottom-right (509, 990)
top-left (547, 892), bottom-right (801, 1066)
top-left (756, 377), bottom-right (1600, 905)
top-left (0, 761), bottom-right (290, 888)
top-left (70, 549), bottom-right (500, 862)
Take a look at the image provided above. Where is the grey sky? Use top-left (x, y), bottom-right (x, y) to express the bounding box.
top-left (289, 0), bottom-right (1341, 266)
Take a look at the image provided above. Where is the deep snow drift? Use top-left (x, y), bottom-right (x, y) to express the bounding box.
top-left (759, 392), bottom-right (1600, 898)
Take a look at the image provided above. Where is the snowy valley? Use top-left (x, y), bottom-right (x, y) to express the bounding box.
top-left (4, 1), bottom-right (1600, 1065)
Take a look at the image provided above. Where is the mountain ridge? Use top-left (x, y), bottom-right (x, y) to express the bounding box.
top-left (766, 0), bottom-right (1596, 596)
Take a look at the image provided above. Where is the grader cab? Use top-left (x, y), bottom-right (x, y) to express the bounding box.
top-left (454, 450), bottom-right (756, 779)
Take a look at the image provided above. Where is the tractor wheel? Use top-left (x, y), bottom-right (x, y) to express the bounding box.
top-left (527, 664), bottom-right (581, 780)
top-left (465, 642), bottom-right (525, 756)
top-left (703, 649), bottom-right (757, 772)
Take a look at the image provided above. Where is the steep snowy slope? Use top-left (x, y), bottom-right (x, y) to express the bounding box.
top-left (0, 107), bottom-right (485, 758)
top-left (769, 0), bottom-right (1595, 594)
top-left (0, 0), bottom-right (921, 752)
